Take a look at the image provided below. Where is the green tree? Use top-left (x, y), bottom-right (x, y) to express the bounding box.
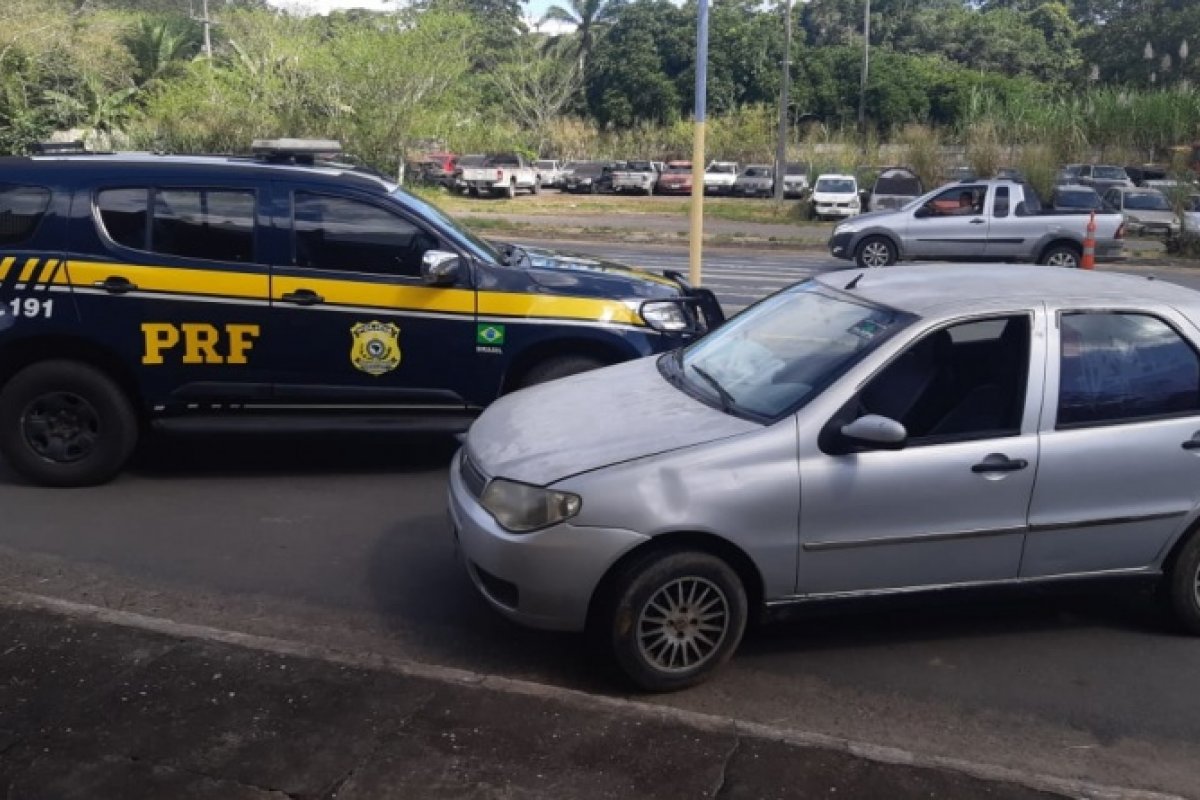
top-left (541, 0), bottom-right (619, 72)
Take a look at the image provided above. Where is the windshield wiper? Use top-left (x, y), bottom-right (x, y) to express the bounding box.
top-left (689, 364), bottom-right (737, 413)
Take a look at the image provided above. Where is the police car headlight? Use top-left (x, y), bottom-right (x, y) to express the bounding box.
top-left (481, 479), bottom-right (581, 533)
top-left (638, 300), bottom-right (691, 332)
top-left (581, 178), bottom-right (593, 185)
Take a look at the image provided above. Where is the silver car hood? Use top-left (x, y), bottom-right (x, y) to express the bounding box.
top-left (466, 357), bottom-right (760, 485)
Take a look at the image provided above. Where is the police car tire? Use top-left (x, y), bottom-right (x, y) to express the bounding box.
top-left (602, 549), bottom-right (748, 692)
top-left (0, 361), bottom-right (138, 487)
top-left (518, 355), bottom-right (605, 388)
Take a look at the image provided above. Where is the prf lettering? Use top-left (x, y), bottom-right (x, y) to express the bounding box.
top-left (141, 323), bottom-right (260, 366)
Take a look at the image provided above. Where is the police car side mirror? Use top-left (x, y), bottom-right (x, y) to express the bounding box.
top-left (421, 250), bottom-right (461, 286)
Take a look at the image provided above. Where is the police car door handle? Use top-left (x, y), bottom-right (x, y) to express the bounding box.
top-left (281, 289), bottom-right (324, 306)
top-left (93, 276), bottom-right (137, 294)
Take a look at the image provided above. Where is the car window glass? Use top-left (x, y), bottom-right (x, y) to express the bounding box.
top-left (993, 186), bottom-right (1010, 218)
top-left (96, 188), bottom-right (149, 250)
top-left (0, 185), bottom-right (51, 245)
top-left (294, 192), bottom-right (434, 277)
top-left (1058, 312), bottom-right (1200, 427)
top-left (678, 283), bottom-right (910, 420)
top-left (924, 185), bottom-right (986, 216)
top-left (152, 189), bottom-right (255, 263)
top-left (856, 315), bottom-right (1030, 442)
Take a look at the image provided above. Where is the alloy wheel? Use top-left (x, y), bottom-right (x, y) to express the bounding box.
top-left (1046, 251), bottom-right (1079, 268)
top-left (860, 241), bottom-right (893, 268)
top-left (636, 576), bottom-right (729, 673)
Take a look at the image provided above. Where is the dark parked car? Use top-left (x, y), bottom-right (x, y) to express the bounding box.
top-left (1049, 184), bottom-right (1108, 212)
top-left (563, 161), bottom-right (616, 194)
top-left (1075, 164), bottom-right (1134, 194)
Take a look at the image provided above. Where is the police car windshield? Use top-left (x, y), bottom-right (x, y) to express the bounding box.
top-left (390, 186), bottom-right (503, 265)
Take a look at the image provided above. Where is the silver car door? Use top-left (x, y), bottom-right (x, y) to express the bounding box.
top-left (907, 185), bottom-right (989, 259)
top-left (983, 186), bottom-right (1026, 259)
top-left (1023, 306), bottom-right (1200, 577)
top-left (794, 309), bottom-right (1047, 595)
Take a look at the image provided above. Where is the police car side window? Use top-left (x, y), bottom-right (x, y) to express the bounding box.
top-left (0, 184), bottom-right (52, 245)
top-left (97, 187), bottom-right (256, 263)
top-left (97, 189), bottom-right (149, 250)
top-left (293, 192), bottom-right (433, 278)
top-left (153, 189), bottom-right (255, 263)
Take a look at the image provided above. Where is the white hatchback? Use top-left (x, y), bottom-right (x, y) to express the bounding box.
top-left (811, 174), bottom-right (860, 220)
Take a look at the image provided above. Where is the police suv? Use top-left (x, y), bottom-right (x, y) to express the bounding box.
top-left (0, 140), bottom-right (721, 486)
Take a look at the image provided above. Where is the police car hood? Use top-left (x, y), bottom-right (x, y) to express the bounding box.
top-left (516, 246), bottom-right (682, 299)
top-left (465, 357), bottom-right (759, 486)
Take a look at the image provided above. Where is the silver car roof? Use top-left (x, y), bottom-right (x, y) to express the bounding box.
top-left (816, 265), bottom-right (1197, 317)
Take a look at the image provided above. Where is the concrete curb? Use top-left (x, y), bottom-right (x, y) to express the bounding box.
top-left (2, 590), bottom-right (1184, 800)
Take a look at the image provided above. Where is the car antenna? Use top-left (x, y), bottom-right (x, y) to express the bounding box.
top-left (844, 273), bottom-right (863, 290)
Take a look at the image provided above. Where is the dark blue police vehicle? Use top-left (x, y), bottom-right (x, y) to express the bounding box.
top-left (0, 140), bottom-right (721, 486)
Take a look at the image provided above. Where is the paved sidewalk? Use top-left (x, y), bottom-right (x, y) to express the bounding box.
top-left (0, 604), bottom-right (1067, 799)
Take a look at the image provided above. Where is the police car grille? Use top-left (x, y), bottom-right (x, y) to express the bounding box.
top-left (460, 453), bottom-right (489, 499)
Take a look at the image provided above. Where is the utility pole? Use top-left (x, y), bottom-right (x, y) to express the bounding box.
top-left (773, 0), bottom-right (793, 201)
top-left (857, 0), bottom-right (870, 135)
top-left (201, 0), bottom-right (213, 60)
top-left (688, 0), bottom-right (710, 286)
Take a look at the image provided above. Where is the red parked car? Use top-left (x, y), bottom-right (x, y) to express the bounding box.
top-left (655, 161), bottom-right (693, 195)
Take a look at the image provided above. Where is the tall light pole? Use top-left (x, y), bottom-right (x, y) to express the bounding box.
top-left (773, 0), bottom-right (793, 201)
top-left (857, 0), bottom-right (870, 135)
top-left (688, 0), bottom-right (711, 286)
top-left (775, 0), bottom-right (812, 201)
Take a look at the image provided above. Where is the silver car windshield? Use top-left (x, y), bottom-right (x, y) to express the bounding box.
top-left (669, 282), bottom-right (912, 420)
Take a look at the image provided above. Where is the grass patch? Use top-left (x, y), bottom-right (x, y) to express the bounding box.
top-left (409, 185), bottom-right (810, 226)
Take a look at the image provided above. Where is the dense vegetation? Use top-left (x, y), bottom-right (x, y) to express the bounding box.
top-left (1, 0), bottom-right (1198, 171)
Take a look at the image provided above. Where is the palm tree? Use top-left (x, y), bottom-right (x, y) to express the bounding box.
top-left (540, 0), bottom-right (618, 72)
top-left (43, 79), bottom-right (139, 134)
top-left (122, 18), bottom-right (202, 87)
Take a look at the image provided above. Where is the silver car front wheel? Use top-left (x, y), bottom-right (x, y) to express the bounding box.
top-left (855, 236), bottom-right (897, 269)
top-left (603, 549), bottom-right (748, 691)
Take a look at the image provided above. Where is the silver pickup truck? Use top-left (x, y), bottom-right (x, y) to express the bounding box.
top-left (829, 180), bottom-right (1125, 269)
top-left (611, 160), bottom-right (659, 195)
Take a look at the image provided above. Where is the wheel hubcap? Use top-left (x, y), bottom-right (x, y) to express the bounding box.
top-left (637, 576), bottom-right (729, 673)
top-left (1047, 252), bottom-right (1077, 268)
top-left (21, 392), bottom-right (100, 464)
top-left (861, 243), bottom-right (891, 267)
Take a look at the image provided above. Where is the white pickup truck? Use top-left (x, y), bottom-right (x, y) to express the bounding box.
top-left (829, 179), bottom-right (1126, 269)
top-left (612, 160), bottom-right (659, 195)
top-left (461, 154), bottom-right (541, 197)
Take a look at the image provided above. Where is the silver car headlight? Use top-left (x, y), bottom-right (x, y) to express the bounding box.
top-left (480, 478), bottom-right (582, 533)
top-left (637, 300), bottom-right (691, 332)
top-left (580, 178), bottom-right (593, 185)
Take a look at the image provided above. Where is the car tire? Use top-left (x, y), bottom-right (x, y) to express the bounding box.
top-left (1167, 531), bottom-right (1200, 635)
top-left (0, 360), bottom-right (138, 487)
top-left (517, 355), bottom-right (606, 389)
top-left (468, 186), bottom-right (479, 198)
top-left (855, 236), bottom-right (898, 268)
top-left (1039, 244), bottom-right (1081, 268)
top-left (601, 549), bottom-right (748, 692)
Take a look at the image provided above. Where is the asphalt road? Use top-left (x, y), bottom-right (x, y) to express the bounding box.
top-left (3, 247), bottom-right (1200, 798)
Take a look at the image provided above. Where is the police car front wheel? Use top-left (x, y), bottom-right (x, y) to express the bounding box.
top-left (518, 355), bottom-right (606, 389)
top-left (0, 360), bottom-right (138, 487)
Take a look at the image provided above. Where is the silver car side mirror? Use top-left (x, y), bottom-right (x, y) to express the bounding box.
top-left (421, 250), bottom-right (461, 286)
top-left (840, 414), bottom-right (907, 450)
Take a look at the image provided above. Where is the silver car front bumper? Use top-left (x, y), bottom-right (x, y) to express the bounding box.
top-left (447, 450), bottom-right (648, 632)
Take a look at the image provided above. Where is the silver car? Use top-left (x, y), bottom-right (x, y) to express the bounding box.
top-left (449, 266), bottom-right (1200, 690)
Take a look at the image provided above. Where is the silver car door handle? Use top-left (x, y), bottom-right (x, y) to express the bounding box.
top-left (1181, 439), bottom-right (1200, 451)
top-left (969, 218), bottom-right (986, 224)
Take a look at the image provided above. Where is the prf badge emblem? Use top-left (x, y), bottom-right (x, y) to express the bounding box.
top-left (350, 321), bottom-right (401, 376)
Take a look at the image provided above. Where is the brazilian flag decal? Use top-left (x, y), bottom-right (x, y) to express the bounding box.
top-left (476, 323), bottom-right (506, 346)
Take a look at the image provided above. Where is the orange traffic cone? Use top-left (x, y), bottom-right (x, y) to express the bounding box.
top-left (1081, 211), bottom-right (1096, 270)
